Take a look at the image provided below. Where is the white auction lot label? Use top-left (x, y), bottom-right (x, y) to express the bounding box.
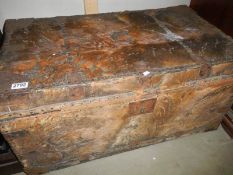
top-left (11, 82), bottom-right (29, 90)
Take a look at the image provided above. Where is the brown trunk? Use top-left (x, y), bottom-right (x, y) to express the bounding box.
top-left (0, 5), bottom-right (233, 174)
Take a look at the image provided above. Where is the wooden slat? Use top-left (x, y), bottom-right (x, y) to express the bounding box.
top-left (222, 114), bottom-right (233, 138)
top-left (83, 0), bottom-right (99, 14)
top-left (0, 151), bottom-right (17, 165)
top-left (222, 106), bottom-right (233, 139)
top-left (0, 30), bottom-right (3, 47)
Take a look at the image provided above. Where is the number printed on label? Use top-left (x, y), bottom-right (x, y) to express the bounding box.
top-left (11, 82), bottom-right (29, 90)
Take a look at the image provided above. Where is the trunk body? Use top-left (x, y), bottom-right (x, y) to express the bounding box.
top-left (0, 5), bottom-right (233, 174)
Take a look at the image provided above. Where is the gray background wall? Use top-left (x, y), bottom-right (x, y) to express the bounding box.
top-left (0, 0), bottom-right (191, 30)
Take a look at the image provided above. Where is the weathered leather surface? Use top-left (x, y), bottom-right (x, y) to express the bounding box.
top-left (0, 5), bottom-right (233, 174)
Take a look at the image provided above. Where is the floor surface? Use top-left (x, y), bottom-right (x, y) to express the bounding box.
top-left (15, 126), bottom-right (233, 175)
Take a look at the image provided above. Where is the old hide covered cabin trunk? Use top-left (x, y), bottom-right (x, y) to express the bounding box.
top-left (0, 5), bottom-right (233, 174)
